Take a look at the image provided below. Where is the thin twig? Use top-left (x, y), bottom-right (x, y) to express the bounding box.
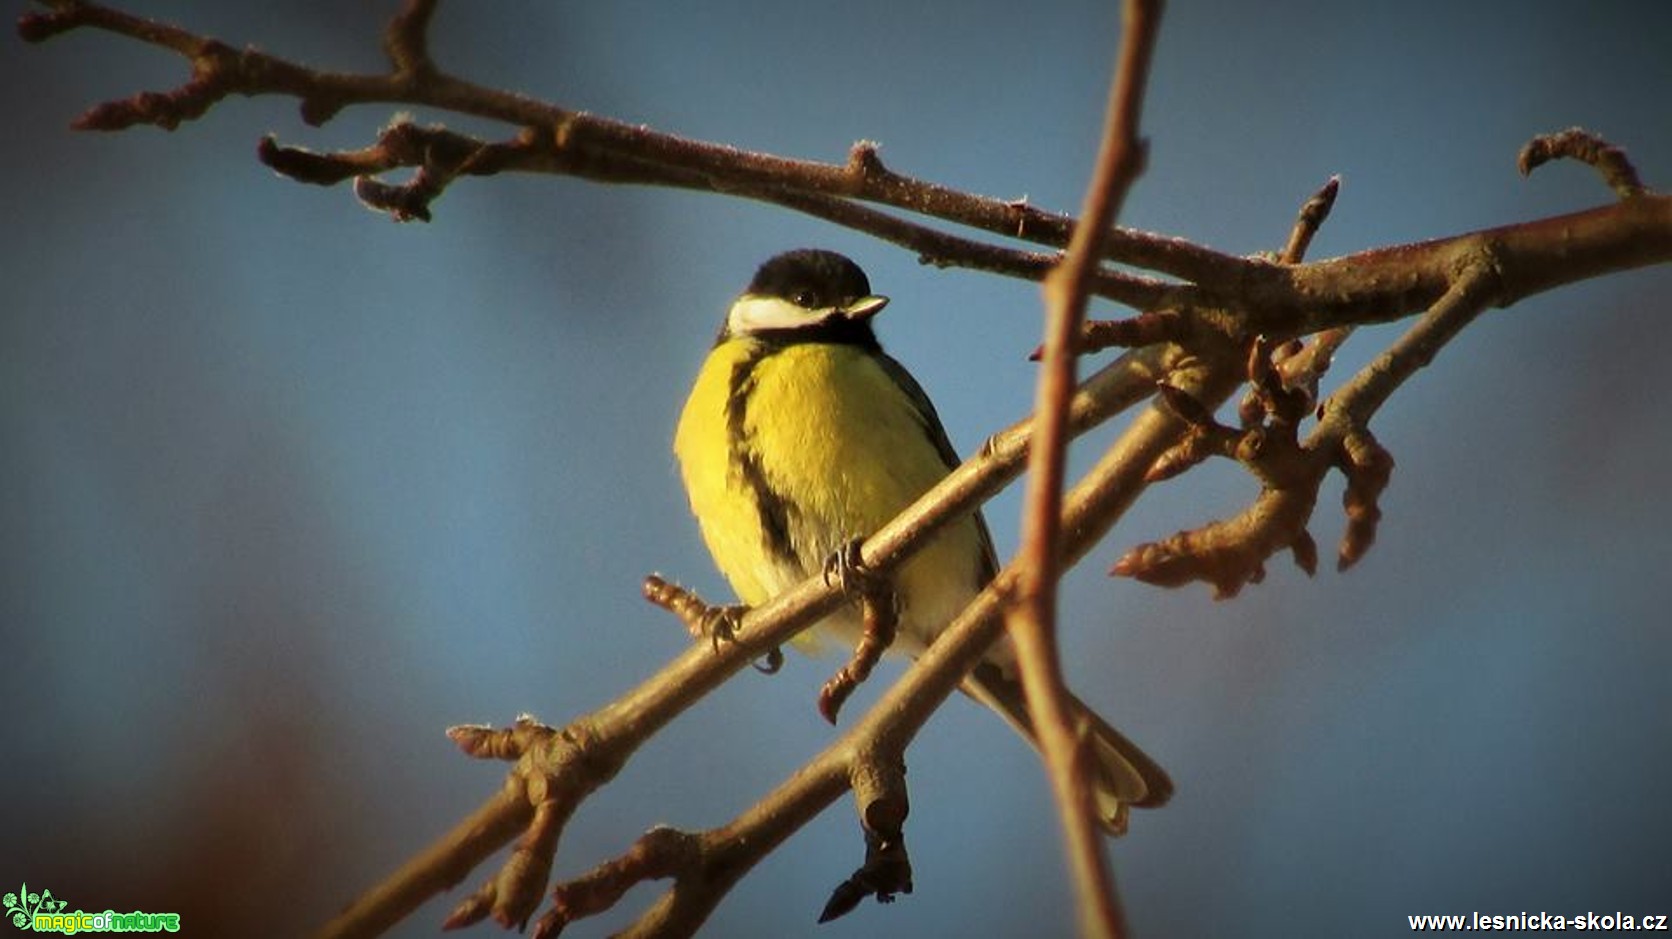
top-left (1279, 176), bottom-right (1340, 264)
top-left (1007, 2), bottom-right (1163, 936)
top-left (16, 0), bottom-right (1229, 295)
top-left (1518, 127), bottom-right (1646, 199)
top-left (316, 784), bottom-right (531, 939)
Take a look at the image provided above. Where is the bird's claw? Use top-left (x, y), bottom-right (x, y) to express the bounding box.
top-left (822, 539), bottom-right (882, 599)
top-left (697, 604), bottom-right (747, 652)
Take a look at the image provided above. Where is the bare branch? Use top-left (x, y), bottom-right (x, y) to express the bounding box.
top-left (1113, 180), bottom-right (1344, 597)
top-left (315, 784), bottom-right (531, 939)
top-left (1081, 193), bottom-right (1670, 350)
top-left (1519, 126), bottom-right (1646, 199)
top-left (1116, 257), bottom-right (1502, 595)
top-left (382, 0), bottom-right (437, 78)
top-left (818, 751), bottom-right (914, 923)
top-left (20, 6), bottom-right (1668, 328)
top-left (1006, 0), bottom-right (1164, 935)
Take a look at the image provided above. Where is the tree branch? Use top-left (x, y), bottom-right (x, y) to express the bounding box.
top-left (1006, 1), bottom-right (1162, 936)
top-left (20, 2), bottom-right (1668, 322)
top-left (1114, 244), bottom-right (1505, 596)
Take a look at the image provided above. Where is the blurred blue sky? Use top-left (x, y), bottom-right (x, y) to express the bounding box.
top-left (4, 2), bottom-right (1670, 937)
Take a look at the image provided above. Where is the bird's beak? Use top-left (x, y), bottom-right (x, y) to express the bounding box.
top-left (839, 295), bottom-right (889, 321)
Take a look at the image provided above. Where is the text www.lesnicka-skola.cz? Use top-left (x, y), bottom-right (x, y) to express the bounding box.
top-left (1409, 912), bottom-right (1668, 931)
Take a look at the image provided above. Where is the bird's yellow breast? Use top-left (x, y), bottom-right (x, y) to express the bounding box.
top-left (674, 338), bottom-right (985, 648)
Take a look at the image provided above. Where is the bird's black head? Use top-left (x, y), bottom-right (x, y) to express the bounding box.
top-left (721, 249), bottom-right (889, 347)
top-left (747, 249), bottom-right (874, 307)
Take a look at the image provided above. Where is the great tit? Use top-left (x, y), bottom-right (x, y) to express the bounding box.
top-left (673, 249), bottom-right (1170, 832)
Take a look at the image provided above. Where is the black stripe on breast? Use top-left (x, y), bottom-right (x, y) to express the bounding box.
top-left (726, 346), bottom-right (799, 566)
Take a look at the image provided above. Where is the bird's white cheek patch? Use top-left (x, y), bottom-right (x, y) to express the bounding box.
top-left (727, 295), bottom-right (829, 334)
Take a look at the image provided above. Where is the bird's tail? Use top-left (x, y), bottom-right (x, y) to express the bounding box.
top-left (962, 660), bottom-right (1172, 836)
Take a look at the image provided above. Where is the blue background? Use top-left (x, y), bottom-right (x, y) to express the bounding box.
top-left (4, 2), bottom-right (1669, 936)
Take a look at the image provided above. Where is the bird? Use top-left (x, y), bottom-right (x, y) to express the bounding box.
top-left (673, 248), bottom-right (1170, 833)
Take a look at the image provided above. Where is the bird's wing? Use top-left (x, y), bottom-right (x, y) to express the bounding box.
top-left (873, 351), bottom-right (1000, 584)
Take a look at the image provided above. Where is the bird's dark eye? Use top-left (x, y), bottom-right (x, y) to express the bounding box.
top-left (792, 290), bottom-right (815, 307)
